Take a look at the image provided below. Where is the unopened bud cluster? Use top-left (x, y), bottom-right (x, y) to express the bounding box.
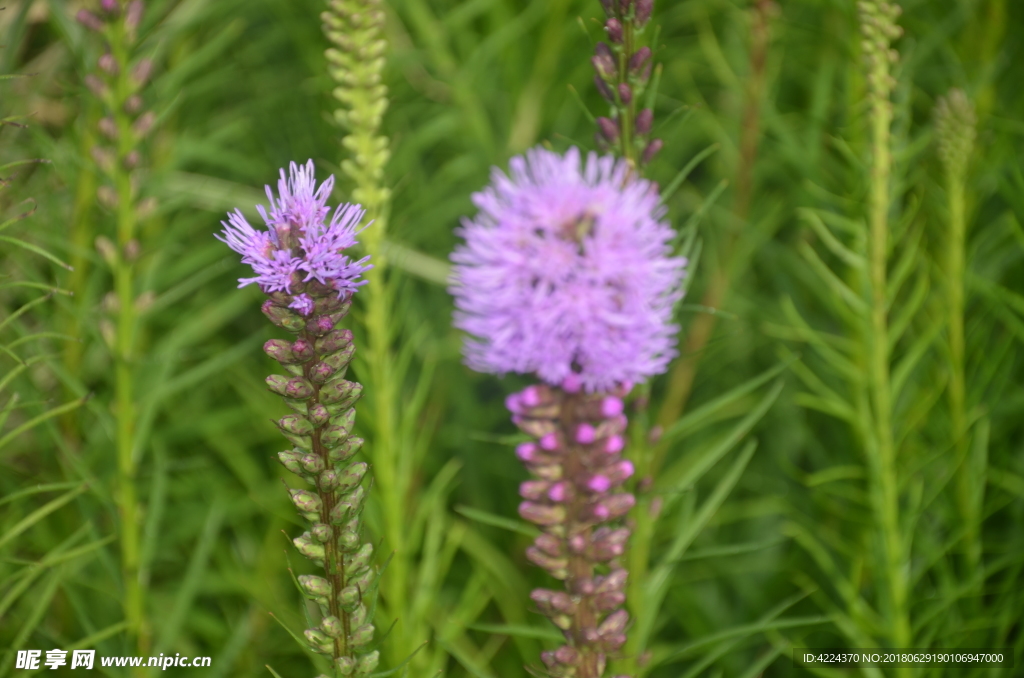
top-left (508, 378), bottom-right (635, 678)
top-left (265, 286), bottom-right (378, 675)
top-left (858, 0), bottom-right (902, 100)
top-left (934, 89), bottom-right (976, 181)
top-left (592, 0), bottom-right (661, 167)
top-left (77, 1), bottom-right (156, 214)
top-left (322, 0), bottom-right (391, 213)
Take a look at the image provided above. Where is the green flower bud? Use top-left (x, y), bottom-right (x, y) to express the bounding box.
top-left (345, 542), bottom-right (374, 574)
top-left (347, 564), bottom-right (374, 592)
top-left (337, 584), bottom-right (361, 610)
top-left (349, 603), bottom-right (368, 628)
top-left (322, 344), bottom-right (355, 373)
top-left (281, 429), bottom-right (313, 450)
top-left (337, 461), bottom-right (368, 492)
top-left (263, 339), bottom-right (295, 364)
top-left (336, 657), bottom-right (356, 676)
top-left (277, 449), bottom-right (303, 474)
top-left (329, 436), bottom-right (364, 462)
top-left (301, 452), bottom-right (325, 474)
top-left (303, 628), bottom-right (334, 654)
top-left (321, 379), bottom-right (363, 408)
top-left (356, 651), bottom-right (380, 675)
top-left (262, 301), bottom-right (305, 331)
top-left (321, 615), bottom-right (345, 638)
top-left (314, 328), bottom-right (354, 355)
top-left (277, 413), bottom-right (314, 436)
top-left (338, 518), bottom-right (361, 551)
top-left (330, 486), bottom-right (366, 524)
top-left (294, 532), bottom-right (326, 563)
top-left (290, 489), bottom-right (322, 514)
top-left (319, 468), bottom-right (341, 491)
top-left (299, 574), bottom-right (333, 598)
top-left (311, 523), bottom-right (332, 543)
top-left (349, 623), bottom-right (374, 649)
top-left (309, 403), bottom-right (330, 426)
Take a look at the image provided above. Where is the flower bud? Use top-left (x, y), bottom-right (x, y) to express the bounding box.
top-left (323, 409), bottom-right (356, 446)
top-left (337, 462), bottom-right (369, 492)
top-left (318, 469), bottom-right (340, 490)
top-left (330, 436), bottom-right (364, 462)
top-left (516, 417), bottom-right (556, 439)
top-left (311, 523), bottom-right (332, 543)
top-left (605, 18), bottom-right (623, 43)
top-left (301, 452), bottom-right (325, 474)
top-left (321, 379), bottom-right (362, 408)
top-left (349, 623), bottom-right (374, 649)
top-left (519, 502), bottom-right (566, 526)
top-left (547, 481), bottom-right (572, 503)
top-left (592, 43), bottom-right (616, 79)
top-left (85, 74), bottom-right (108, 97)
top-left (345, 542), bottom-right (374, 573)
top-left (594, 75), bottom-right (615, 102)
top-left (309, 403), bottom-right (330, 426)
top-left (597, 609), bottom-right (629, 637)
top-left (357, 651), bottom-right (380, 675)
top-left (642, 138), bottom-right (664, 164)
top-left (99, 53), bottom-right (118, 74)
top-left (291, 339), bottom-right (315, 362)
top-left (348, 566), bottom-right (374, 593)
top-left (77, 10), bottom-right (105, 31)
top-left (125, 94), bottom-right (143, 113)
top-left (91, 146), bottom-right (115, 173)
top-left (629, 46), bottom-right (652, 76)
top-left (337, 585), bottom-right (361, 610)
top-left (278, 449), bottom-right (303, 474)
top-left (593, 590), bottom-right (626, 610)
top-left (330, 486), bottom-right (366, 523)
top-left (98, 116), bottom-right (118, 140)
top-left (132, 59), bottom-right (152, 85)
top-left (595, 492), bottom-right (635, 520)
top-left (604, 434), bottom-right (625, 454)
top-left (268, 375), bottom-right (316, 400)
top-left (519, 480), bottom-right (550, 501)
top-left (618, 82), bottom-right (633, 104)
top-left (597, 117), bottom-right (619, 144)
top-left (635, 109), bottom-right (653, 136)
top-left (539, 432), bottom-right (560, 451)
top-left (303, 628), bottom-right (333, 653)
top-left (315, 328), bottom-right (353, 354)
top-left (262, 300), bottom-right (304, 331)
top-left (533, 464), bottom-right (563, 481)
top-left (299, 574), bottom-right (332, 598)
top-left (595, 568), bottom-right (628, 593)
top-left (534, 533), bottom-right (563, 557)
top-left (277, 414), bottom-right (313, 436)
top-left (263, 339), bottom-right (294, 363)
top-left (576, 423), bottom-right (597, 444)
top-left (585, 474), bottom-right (612, 493)
top-left (635, 0), bottom-right (653, 25)
top-left (337, 657), bottom-right (356, 676)
top-left (293, 532), bottom-right (326, 562)
top-left (290, 489), bottom-right (322, 514)
top-left (568, 533), bottom-right (586, 553)
top-left (125, 1), bottom-right (144, 31)
top-left (310, 361), bottom-right (335, 384)
top-left (133, 111), bottom-right (155, 137)
top-left (321, 615), bottom-right (345, 638)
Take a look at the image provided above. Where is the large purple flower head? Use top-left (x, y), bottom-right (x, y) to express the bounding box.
top-left (217, 160), bottom-right (371, 312)
top-left (450, 146), bottom-right (686, 392)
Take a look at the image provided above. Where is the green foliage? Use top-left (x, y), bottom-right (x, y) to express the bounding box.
top-left (1, 0), bottom-right (1022, 677)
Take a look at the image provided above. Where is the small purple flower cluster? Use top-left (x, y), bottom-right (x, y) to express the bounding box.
top-left (508, 379), bottom-right (635, 678)
top-left (218, 161), bottom-right (371, 314)
top-left (450, 147), bottom-right (685, 393)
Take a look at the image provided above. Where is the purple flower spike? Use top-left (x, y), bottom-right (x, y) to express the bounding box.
top-left (576, 423), bottom-right (597, 444)
top-left (450, 147), bottom-right (686, 392)
top-left (218, 160), bottom-right (372, 301)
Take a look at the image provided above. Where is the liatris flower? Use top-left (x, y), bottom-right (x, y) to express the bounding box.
top-left (450, 147), bottom-right (685, 678)
top-left (220, 161), bottom-right (379, 675)
top-left (450, 146), bottom-right (685, 393)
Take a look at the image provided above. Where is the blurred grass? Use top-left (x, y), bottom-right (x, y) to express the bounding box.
top-left (1, 0), bottom-right (1022, 677)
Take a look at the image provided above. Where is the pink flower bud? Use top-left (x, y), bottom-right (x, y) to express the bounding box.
top-left (586, 474), bottom-right (612, 493)
top-left (597, 609), bottom-right (629, 637)
top-left (519, 480), bottom-right (549, 501)
top-left (76, 10), bottom-right (104, 32)
top-left (605, 18), bottom-right (623, 43)
top-left (605, 435), bottom-right (625, 454)
top-left (576, 423), bottom-right (597, 444)
top-left (598, 492), bottom-right (636, 520)
top-left (562, 372), bottom-right (582, 393)
top-left (568, 533), bottom-right (586, 553)
top-left (505, 392), bottom-right (522, 413)
top-left (519, 501), bottom-right (566, 526)
top-left (601, 396), bottom-right (624, 417)
top-left (98, 53), bottom-right (117, 74)
top-left (547, 481), bottom-right (571, 503)
top-left (539, 432), bottom-right (559, 451)
top-left (595, 568), bottom-right (628, 593)
top-left (534, 533), bottom-right (563, 557)
top-left (515, 442), bottom-right (537, 462)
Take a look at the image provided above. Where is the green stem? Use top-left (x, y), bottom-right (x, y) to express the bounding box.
top-left (866, 36), bottom-right (910, 664)
top-left (617, 21), bottom-right (637, 169)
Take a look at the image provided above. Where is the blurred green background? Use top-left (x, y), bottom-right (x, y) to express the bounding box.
top-left (1, 0), bottom-right (1022, 676)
